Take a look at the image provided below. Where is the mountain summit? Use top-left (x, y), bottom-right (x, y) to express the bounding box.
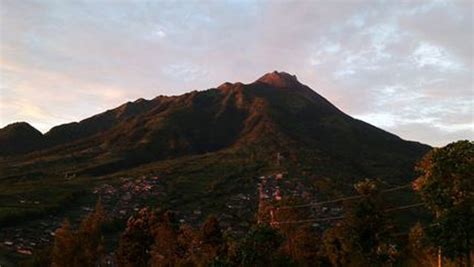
top-left (0, 72), bottom-right (429, 183)
top-left (256, 71), bottom-right (301, 88)
top-left (0, 122), bottom-right (44, 155)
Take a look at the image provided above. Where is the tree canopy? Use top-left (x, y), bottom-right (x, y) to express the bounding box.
top-left (414, 140), bottom-right (473, 266)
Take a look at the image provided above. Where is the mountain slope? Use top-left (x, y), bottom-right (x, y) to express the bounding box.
top-left (0, 71), bottom-right (433, 242)
top-left (0, 71), bottom-right (430, 181)
top-left (0, 122), bottom-right (44, 156)
top-left (247, 72), bottom-right (429, 179)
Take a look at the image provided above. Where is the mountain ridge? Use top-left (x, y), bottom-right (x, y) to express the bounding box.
top-left (1, 71), bottom-right (422, 149)
top-left (0, 71), bottom-right (430, 183)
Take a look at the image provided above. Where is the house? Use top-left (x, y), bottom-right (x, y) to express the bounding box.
top-left (16, 248), bottom-right (32, 255)
top-left (274, 189), bottom-right (282, 201)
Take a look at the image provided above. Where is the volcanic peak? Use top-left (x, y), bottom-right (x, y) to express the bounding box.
top-left (256, 71), bottom-right (301, 88)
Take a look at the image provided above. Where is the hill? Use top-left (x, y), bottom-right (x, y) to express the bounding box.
top-left (0, 122), bottom-right (44, 156)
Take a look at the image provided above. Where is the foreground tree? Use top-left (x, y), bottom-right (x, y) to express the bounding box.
top-left (238, 225), bottom-right (288, 266)
top-left (406, 222), bottom-right (437, 266)
top-left (51, 200), bottom-right (106, 267)
top-left (413, 140), bottom-right (473, 266)
top-left (322, 179), bottom-right (398, 266)
top-left (116, 208), bottom-right (158, 267)
top-left (176, 223), bottom-right (200, 265)
top-left (198, 215), bottom-right (227, 265)
top-left (322, 222), bottom-right (355, 267)
top-left (76, 200), bottom-right (106, 266)
top-left (272, 198), bottom-right (321, 265)
top-left (51, 219), bottom-right (77, 267)
top-left (149, 211), bottom-right (180, 267)
top-left (289, 224), bottom-right (322, 265)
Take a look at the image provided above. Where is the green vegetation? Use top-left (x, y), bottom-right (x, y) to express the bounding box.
top-left (413, 140), bottom-right (473, 266)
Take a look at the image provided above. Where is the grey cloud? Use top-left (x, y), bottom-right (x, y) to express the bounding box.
top-left (0, 0), bottom-right (472, 146)
top-left (386, 122), bottom-right (473, 147)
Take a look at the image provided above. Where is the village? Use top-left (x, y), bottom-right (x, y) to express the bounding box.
top-left (0, 212), bottom-right (62, 256)
top-left (0, 175), bottom-right (166, 257)
top-left (0, 171), bottom-right (345, 258)
top-left (257, 172), bottom-right (345, 230)
top-left (93, 175), bottom-right (164, 220)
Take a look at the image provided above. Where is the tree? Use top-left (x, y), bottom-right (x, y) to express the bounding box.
top-left (76, 200), bottom-right (106, 266)
top-left (272, 198), bottom-right (320, 265)
top-left (322, 222), bottom-right (355, 267)
top-left (289, 224), bottom-right (322, 265)
top-left (149, 211), bottom-right (180, 267)
top-left (413, 140), bottom-right (473, 266)
top-left (406, 222), bottom-right (437, 266)
top-left (51, 219), bottom-right (77, 267)
top-left (198, 215), bottom-right (227, 266)
top-left (51, 200), bottom-right (106, 267)
top-left (238, 225), bottom-right (287, 266)
top-left (176, 223), bottom-right (200, 265)
top-left (116, 208), bottom-right (158, 267)
top-left (322, 179), bottom-right (398, 266)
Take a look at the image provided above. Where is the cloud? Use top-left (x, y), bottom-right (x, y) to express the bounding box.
top-left (162, 62), bottom-right (210, 82)
top-left (387, 122), bottom-right (473, 147)
top-left (412, 42), bottom-right (464, 71)
top-left (0, 0), bottom-right (472, 146)
top-left (0, 58), bottom-right (137, 132)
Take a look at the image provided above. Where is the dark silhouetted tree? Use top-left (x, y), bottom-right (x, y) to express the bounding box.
top-left (414, 140), bottom-right (473, 266)
top-left (272, 198), bottom-right (321, 265)
top-left (176, 223), bottom-right (200, 265)
top-left (322, 222), bottom-right (355, 267)
top-left (51, 219), bottom-right (77, 267)
top-left (150, 211), bottom-right (180, 267)
top-left (76, 200), bottom-right (106, 266)
top-left (322, 179), bottom-right (398, 266)
top-left (238, 225), bottom-right (287, 266)
top-left (116, 208), bottom-right (157, 267)
top-left (198, 215), bottom-right (227, 266)
top-left (51, 201), bottom-right (106, 267)
top-left (290, 224), bottom-right (322, 265)
top-left (405, 222), bottom-right (437, 266)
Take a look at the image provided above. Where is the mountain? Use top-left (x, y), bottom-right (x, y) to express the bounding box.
top-left (0, 122), bottom-right (44, 156)
top-left (0, 71), bottom-right (433, 243)
top-left (0, 71), bottom-right (430, 180)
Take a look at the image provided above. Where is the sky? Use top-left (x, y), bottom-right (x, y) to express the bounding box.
top-left (0, 0), bottom-right (472, 147)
